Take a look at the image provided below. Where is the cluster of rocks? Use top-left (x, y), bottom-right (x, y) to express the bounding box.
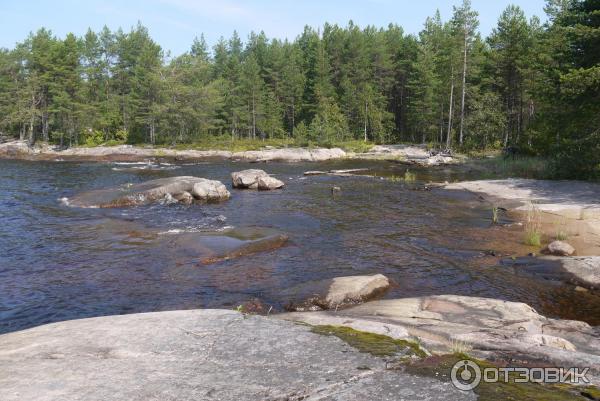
top-left (0, 140), bottom-right (348, 163)
top-left (280, 294), bottom-right (600, 378)
top-left (66, 169), bottom-right (284, 208)
top-left (0, 140), bottom-right (459, 165)
top-left (231, 169), bottom-right (285, 190)
top-left (354, 144), bottom-right (455, 166)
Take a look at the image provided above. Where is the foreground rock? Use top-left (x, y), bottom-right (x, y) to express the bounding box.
top-left (502, 256), bottom-right (600, 289)
top-left (68, 176), bottom-right (230, 208)
top-left (285, 274), bottom-right (391, 311)
top-left (542, 240), bottom-right (576, 256)
top-left (0, 310), bottom-right (475, 401)
top-left (231, 169), bottom-right (284, 190)
top-left (280, 295), bottom-right (600, 379)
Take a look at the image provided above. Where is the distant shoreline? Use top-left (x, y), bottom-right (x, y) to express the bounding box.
top-left (0, 140), bottom-right (456, 165)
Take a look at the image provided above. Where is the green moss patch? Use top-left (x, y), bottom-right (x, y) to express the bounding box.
top-left (310, 325), bottom-right (427, 358)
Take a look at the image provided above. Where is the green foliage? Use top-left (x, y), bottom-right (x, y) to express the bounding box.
top-left (555, 218), bottom-right (568, 241)
top-left (524, 202), bottom-right (542, 246)
top-left (82, 129), bottom-right (104, 147)
top-left (491, 206), bottom-right (499, 224)
top-left (0, 1), bottom-right (598, 180)
top-left (468, 156), bottom-right (551, 179)
top-left (114, 129), bottom-right (128, 143)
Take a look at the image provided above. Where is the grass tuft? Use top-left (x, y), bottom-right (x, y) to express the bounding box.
top-left (524, 202), bottom-right (542, 246)
top-left (491, 206), bottom-right (499, 225)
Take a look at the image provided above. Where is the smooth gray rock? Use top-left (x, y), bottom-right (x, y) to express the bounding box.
top-left (231, 169), bottom-right (269, 189)
top-left (280, 295), bottom-right (600, 380)
top-left (232, 169), bottom-right (285, 190)
top-left (68, 176), bottom-right (229, 208)
top-left (0, 310), bottom-right (475, 401)
top-left (285, 274), bottom-right (390, 311)
top-left (542, 240), bottom-right (576, 256)
top-left (257, 175), bottom-right (285, 190)
top-left (191, 179), bottom-right (230, 202)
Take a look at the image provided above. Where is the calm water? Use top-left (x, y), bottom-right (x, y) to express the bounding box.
top-left (0, 158), bottom-right (596, 333)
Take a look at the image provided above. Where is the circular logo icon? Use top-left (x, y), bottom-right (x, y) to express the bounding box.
top-left (451, 360), bottom-right (482, 391)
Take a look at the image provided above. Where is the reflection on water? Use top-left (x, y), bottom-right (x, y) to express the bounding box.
top-left (0, 158), bottom-right (596, 333)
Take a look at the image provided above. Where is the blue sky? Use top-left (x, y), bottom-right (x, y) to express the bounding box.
top-left (1, 0), bottom-right (547, 55)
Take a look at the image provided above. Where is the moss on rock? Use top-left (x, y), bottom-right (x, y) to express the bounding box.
top-left (310, 325), bottom-right (426, 358)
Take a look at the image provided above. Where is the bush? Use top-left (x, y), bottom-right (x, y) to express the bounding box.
top-left (114, 129), bottom-right (128, 143)
top-left (82, 129), bottom-right (104, 147)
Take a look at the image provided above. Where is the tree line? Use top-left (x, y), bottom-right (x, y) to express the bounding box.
top-left (0, 0), bottom-right (598, 177)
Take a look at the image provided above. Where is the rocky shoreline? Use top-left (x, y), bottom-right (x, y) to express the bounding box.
top-left (444, 179), bottom-right (600, 290)
top-left (0, 140), bottom-right (456, 165)
top-left (1, 296), bottom-right (599, 400)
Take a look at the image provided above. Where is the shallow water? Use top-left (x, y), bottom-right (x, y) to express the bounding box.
top-left (0, 158), bottom-right (596, 333)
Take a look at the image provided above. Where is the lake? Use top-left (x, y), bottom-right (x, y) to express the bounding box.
top-left (0, 158), bottom-right (596, 333)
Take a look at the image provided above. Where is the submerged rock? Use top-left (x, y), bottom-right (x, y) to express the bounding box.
top-left (285, 274), bottom-right (390, 311)
top-left (503, 255), bottom-right (600, 289)
top-left (279, 295), bottom-right (600, 376)
top-left (231, 169), bottom-right (284, 190)
top-left (303, 170), bottom-right (327, 176)
top-left (542, 240), bottom-right (576, 256)
top-left (170, 227), bottom-right (289, 264)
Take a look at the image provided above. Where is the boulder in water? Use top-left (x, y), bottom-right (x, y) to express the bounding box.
top-left (285, 274), bottom-right (390, 311)
top-left (191, 179), bottom-right (230, 202)
top-left (257, 176), bottom-right (284, 190)
top-left (68, 176), bottom-right (229, 208)
top-left (231, 169), bottom-right (284, 190)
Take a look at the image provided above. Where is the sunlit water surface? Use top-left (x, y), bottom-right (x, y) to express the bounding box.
top-left (1, 159), bottom-right (597, 333)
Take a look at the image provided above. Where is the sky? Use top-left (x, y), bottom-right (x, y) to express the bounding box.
top-left (0, 0), bottom-right (548, 56)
